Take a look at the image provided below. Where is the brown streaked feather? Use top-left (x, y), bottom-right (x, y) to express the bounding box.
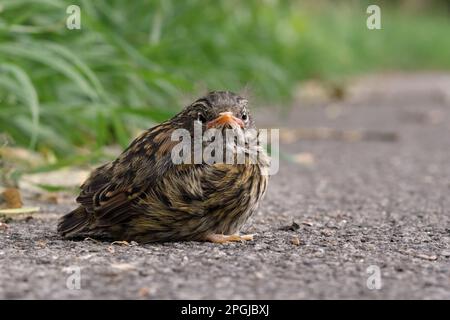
top-left (58, 123), bottom-right (175, 236)
top-left (57, 206), bottom-right (90, 237)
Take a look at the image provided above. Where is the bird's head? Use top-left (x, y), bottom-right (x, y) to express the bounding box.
top-left (176, 91), bottom-right (254, 134)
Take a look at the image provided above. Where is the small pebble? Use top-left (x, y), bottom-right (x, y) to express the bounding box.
top-left (440, 250), bottom-right (450, 257)
top-left (138, 287), bottom-right (150, 298)
top-left (291, 236), bottom-right (300, 246)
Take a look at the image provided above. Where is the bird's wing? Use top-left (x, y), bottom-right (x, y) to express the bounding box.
top-left (76, 122), bottom-right (178, 227)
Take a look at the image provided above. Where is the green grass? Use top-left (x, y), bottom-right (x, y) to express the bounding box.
top-left (0, 0), bottom-right (449, 164)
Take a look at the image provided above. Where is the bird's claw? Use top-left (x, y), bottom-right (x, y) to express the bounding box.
top-left (111, 240), bottom-right (130, 246)
top-left (205, 233), bottom-right (254, 244)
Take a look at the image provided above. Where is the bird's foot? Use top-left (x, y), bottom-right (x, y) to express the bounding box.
top-left (111, 240), bottom-right (130, 246)
top-left (205, 233), bottom-right (254, 244)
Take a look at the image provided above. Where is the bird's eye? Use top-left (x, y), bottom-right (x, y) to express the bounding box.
top-left (197, 113), bottom-right (206, 123)
top-left (241, 112), bottom-right (248, 122)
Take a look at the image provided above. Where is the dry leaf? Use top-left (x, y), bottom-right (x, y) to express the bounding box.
top-left (0, 207), bottom-right (40, 215)
top-left (1, 188), bottom-right (23, 208)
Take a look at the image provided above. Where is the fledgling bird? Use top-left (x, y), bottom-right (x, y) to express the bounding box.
top-left (58, 91), bottom-right (269, 243)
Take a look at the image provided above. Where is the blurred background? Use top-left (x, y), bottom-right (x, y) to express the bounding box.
top-left (0, 0), bottom-right (449, 188)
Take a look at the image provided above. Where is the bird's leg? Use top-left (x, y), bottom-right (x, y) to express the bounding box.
top-left (205, 233), bottom-right (254, 244)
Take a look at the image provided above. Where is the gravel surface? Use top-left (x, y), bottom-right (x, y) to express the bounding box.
top-left (1, 73), bottom-right (449, 299)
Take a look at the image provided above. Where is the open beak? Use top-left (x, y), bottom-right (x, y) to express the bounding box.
top-left (207, 112), bottom-right (244, 129)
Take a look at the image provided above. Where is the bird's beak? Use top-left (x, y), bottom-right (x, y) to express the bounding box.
top-left (207, 112), bottom-right (244, 129)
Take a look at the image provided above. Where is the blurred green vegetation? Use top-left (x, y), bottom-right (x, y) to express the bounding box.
top-left (0, 0), bottom-right (449, 165)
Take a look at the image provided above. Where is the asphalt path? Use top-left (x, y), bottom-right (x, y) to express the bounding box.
top-left (1, 73), bottom-right (449, 299)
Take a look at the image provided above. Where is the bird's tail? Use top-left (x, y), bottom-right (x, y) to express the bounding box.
top-left (57, 206), bottom-right (91, 237)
